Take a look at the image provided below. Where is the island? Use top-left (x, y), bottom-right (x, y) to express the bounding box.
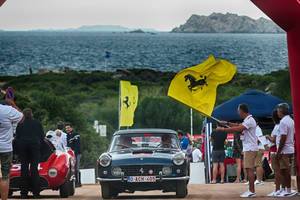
top-left (171, 12), bottom-right (284, 33)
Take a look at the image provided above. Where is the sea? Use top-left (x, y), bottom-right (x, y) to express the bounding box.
top-left (0, 32), bottom-right (288, 76)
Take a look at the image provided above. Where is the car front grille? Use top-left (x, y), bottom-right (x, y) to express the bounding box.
top-left (120, 165), bottom-right (163, 176)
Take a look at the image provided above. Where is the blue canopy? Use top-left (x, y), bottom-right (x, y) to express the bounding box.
top-left (209, 90), bottom-right (293, 122)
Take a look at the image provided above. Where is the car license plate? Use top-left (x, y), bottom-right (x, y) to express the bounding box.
top-left (127, 176), bottom-right (156, 183)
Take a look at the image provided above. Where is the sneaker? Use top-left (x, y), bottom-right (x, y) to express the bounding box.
top-left (244, 181), bottom-right (249, 185)
top-left (278, 191), bottom-right (296, 197)
top-left (297, 192), bottom-right (300, 196)
top-left (273, 189), bottom-right (285, 197)
top-left (268, 190), bottom-right (282, 197)
top-left (240, 190), bottom-right (256, 198)
top-left (255, 181), bottom-right (264, 186)
top-left (267, 191), bottom-right (275, 197)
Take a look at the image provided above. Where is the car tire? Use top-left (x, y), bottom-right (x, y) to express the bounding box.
top-left (60, 180), bottom-right (70, 198)
top-left (176, 180), bottom-right (188, 198)
top-left (101, 182), bottom-right (112, 199)
top-left (68, 179), bottom-right (75, 196)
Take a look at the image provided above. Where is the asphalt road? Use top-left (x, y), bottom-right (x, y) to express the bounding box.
top-left (8, 182), bottom-right (300, 200)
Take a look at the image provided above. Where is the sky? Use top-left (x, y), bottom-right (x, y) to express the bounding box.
top-left (0, 0), bottom-right (268, 31)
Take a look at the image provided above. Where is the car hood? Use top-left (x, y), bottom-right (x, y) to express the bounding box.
top-left (109, 149), bottom-right (180, 166)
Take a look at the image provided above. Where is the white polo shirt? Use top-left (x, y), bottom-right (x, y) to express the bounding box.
top-left (0, 104), bottom-right (23, 152)
top-left (242, 115), bottom-right (258, 152)
top-left (276, 115), bottom-right (294, 154)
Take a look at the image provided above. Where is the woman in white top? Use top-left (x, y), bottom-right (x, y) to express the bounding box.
top-left (266, 110), bottom-right (281, 197)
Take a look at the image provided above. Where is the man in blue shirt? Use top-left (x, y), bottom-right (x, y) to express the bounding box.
top-left (177, 130), bottom-right (189, 150)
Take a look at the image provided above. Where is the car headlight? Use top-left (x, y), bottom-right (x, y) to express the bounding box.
top-left (173, 152), bottom-right (185, 165)
top-left (99, 153), bottom-right (111, 167)
top-left (111, 167), bottom-right (122, 177)
top-left (48, 168), bottom-right (58, 178)
top-left (162, 166), bottom-right (172, 175)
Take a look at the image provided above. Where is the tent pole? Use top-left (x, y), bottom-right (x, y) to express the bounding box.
top-left (205, 122), bottom-right (212, 183)
top-left (190, 108), bottom-right (193, 136)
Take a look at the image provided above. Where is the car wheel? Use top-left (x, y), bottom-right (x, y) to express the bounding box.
top-left (176, 180), bottom-right (188, 198)
top-left (101, 182), bottom-right (112, 199)
top-left (59, 180), bottom-right (70, 198)
top-left (68, 179), bottom-right (75, 196)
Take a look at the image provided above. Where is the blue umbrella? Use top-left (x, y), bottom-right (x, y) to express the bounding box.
top-left (209, 90), bottom-right (292, 122)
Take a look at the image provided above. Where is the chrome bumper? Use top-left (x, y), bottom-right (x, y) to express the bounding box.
top-left (97, 176), bottom-right (190, 182)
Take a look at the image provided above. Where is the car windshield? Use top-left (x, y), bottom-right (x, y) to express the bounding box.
top-left (109, 133), bottom-right (180, 152)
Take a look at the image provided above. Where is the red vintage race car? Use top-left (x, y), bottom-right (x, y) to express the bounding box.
top-left (9, 139), bottom-right (76, 198)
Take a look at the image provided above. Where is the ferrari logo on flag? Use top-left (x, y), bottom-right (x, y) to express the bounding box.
top-left (168, 55), bottom-right (237, 117)
top-left (120, 81), bottom-right (138, 127)
top-left (185, 74), bottom-right (208, 91)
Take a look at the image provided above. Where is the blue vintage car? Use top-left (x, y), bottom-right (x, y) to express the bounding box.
top-left (97, 129), bottom-right (190, 199)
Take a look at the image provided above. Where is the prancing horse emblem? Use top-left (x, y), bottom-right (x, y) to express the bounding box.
top-left (139, 168), bottom-right (144, 175)
top-left (184, 74), bottom-right (208, 91)
top-left (123, 96), bottom-right (130, 108)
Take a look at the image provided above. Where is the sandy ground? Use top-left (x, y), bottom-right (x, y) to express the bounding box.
top-left (8, 182), bottom-right (299, 200)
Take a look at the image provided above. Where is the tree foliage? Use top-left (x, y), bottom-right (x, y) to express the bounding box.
top-left (0, 68), bottom-right (292, 168)
top-left (134, 97), bottom-right (204, 133)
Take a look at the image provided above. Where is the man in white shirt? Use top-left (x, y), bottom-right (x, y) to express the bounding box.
top-left (217, 104), bottom-right (258, 198)
top-left (0, 99), bottom-right (23, 200)
top-left (192, 144), bottom-right (202, 163)
top-left (275, 103), bottom-right (295, 197)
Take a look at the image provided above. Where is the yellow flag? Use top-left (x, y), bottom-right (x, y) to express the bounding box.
top-left (120, 81), bottom-right (139, 127)
top-left (168, 55), bottom-right (237, 117)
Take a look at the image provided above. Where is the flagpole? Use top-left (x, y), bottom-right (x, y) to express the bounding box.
top-left (118, 81), bottom-right (121, 130)
top-left (210, 116), bottom-right (221, 123)
top-left (190, 108), bottom-right (193, 136)
top-left (208, 115), bottom-right (230, 128)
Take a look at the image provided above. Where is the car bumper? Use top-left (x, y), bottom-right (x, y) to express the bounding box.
top-left (97, 176), bottom-right (189, 182)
